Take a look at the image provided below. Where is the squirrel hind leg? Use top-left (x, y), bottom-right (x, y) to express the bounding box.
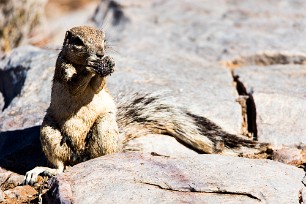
top-left (86, 112), bottom-right (123, 158)
top-left (23, 162), bottom-right (64, 186)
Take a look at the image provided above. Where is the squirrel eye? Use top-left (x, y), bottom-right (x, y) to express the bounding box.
top-left (71, 36), bottom-right (84, 46)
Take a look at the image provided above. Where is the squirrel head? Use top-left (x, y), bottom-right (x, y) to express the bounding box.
top-left (61, 26), bottom-right (106, 66)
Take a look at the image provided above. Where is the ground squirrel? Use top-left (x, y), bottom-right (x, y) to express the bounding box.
top-left (24, 26), bottom-right (271, 185)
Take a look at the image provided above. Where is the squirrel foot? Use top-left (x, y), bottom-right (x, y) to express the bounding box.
top-left (23, 165), bottom-right (64, 185)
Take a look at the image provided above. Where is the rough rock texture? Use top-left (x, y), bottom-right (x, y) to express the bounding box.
top-left (91, 0), bottom-right (306, 141)
top-left (47, 152), bottom-right (306, 203)
top-left (94, 0), bottom-right (242, 135)
top-left (272, 146), bottom-right (306, 167)
top-left (0, 46), bottom-right (51, 178)
top-left (124, 134), bottom-right (198, 156)
top-left (0, 168), bottom-right (24, 190)
top-left (233, 59), bottom-right (306, 146)
top-left (4, 0), bottom-right (305, 151)
top-left (0, 46), bottom-right (56, 131)
top-left (0, 167), bottom-right (49, 203)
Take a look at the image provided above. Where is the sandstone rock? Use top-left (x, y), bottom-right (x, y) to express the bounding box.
top-left (47, 153), bottom-right (306, 203)
top-left (212, 0), bottom-right (306, 145)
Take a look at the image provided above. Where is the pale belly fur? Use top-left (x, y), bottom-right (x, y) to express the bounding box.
top-left (49, 82), bottom-right (117, 140)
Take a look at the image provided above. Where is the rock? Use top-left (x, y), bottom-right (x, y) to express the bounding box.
top-left (91, 0), bottom-right (306, 139)
top-left (0, 46), bottom-right (50, 175)
top-left (4, 0), bottom-right (305, 149)
top-left (93, 0), bottom-right (243, 135)
top-left (0, 167), bottom-right (24, 187)
top-left (47, 152), bottom-right (306, 203)
top-left (0, 45), bottom-right (56, 131)
top-left (231, 55), bottom-right (306, 146)
top-left (0, 92), bottom-right (4, 113)
top-left (213, 0), bottom-right (306, 145)
top-left (0, 0), bottom-right (306, 202)
top-left (272, 146), bottom-right (306, 167)
top-left (0, 126), bottom-right (48, 174)
top-left (0, 168), bottom-right (36, 203)
top-left (3, 186), bottom-right (38, 203)
top-left (92, 0), bottom-right (306, 144)
top-left (0, 167), bottom-right (49, 203)
top-left (41, 1), bottom-right (99, 48)
top-left (124, 134), bottom-right (198, 156)
top-left (0, 189), bottom-right (4, 203)
top-left (0, 0), bottom-right (47, 54)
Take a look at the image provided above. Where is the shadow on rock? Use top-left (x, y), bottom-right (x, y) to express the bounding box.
top-left (0, 126), bottom-right (48, 175)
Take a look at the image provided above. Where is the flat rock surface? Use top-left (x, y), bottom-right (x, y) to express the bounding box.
top-left (124, 134), bottom-right (198, 156)
top-left (48, 152), bottom-right (306, 203)
top-left (99, 0), bottom-right (243, 134)
top-left (93, 0), bottom-right (306, 139)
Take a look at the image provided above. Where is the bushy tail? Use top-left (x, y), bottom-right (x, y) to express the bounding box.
top-left (116, 92), bottom-right (271, 157)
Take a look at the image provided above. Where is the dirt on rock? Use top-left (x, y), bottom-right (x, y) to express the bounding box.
top-left (0, 169), bottom-right (49, 204)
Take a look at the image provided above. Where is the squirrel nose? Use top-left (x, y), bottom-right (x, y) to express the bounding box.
top-left (96, 51), bottom-right (104, 58)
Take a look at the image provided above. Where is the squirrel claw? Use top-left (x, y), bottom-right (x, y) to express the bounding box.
top-left (23, 166), bottom-right (63, 186)
top-left (23, 168), bottom-right (43, 185)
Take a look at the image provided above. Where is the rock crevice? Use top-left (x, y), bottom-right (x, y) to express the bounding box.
top-left (138, 180), bottom-right (262, 201)
top-left (232, 72), bottom-right (258, 140)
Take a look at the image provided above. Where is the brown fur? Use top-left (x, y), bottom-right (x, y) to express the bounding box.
top-left (24, 26), bottom-right (121, 184)
top-left (43, 26), bottom-right (121, 167)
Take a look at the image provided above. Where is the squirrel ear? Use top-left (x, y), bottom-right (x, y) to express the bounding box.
top-left (64, 31), bottom-right (72, 45)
